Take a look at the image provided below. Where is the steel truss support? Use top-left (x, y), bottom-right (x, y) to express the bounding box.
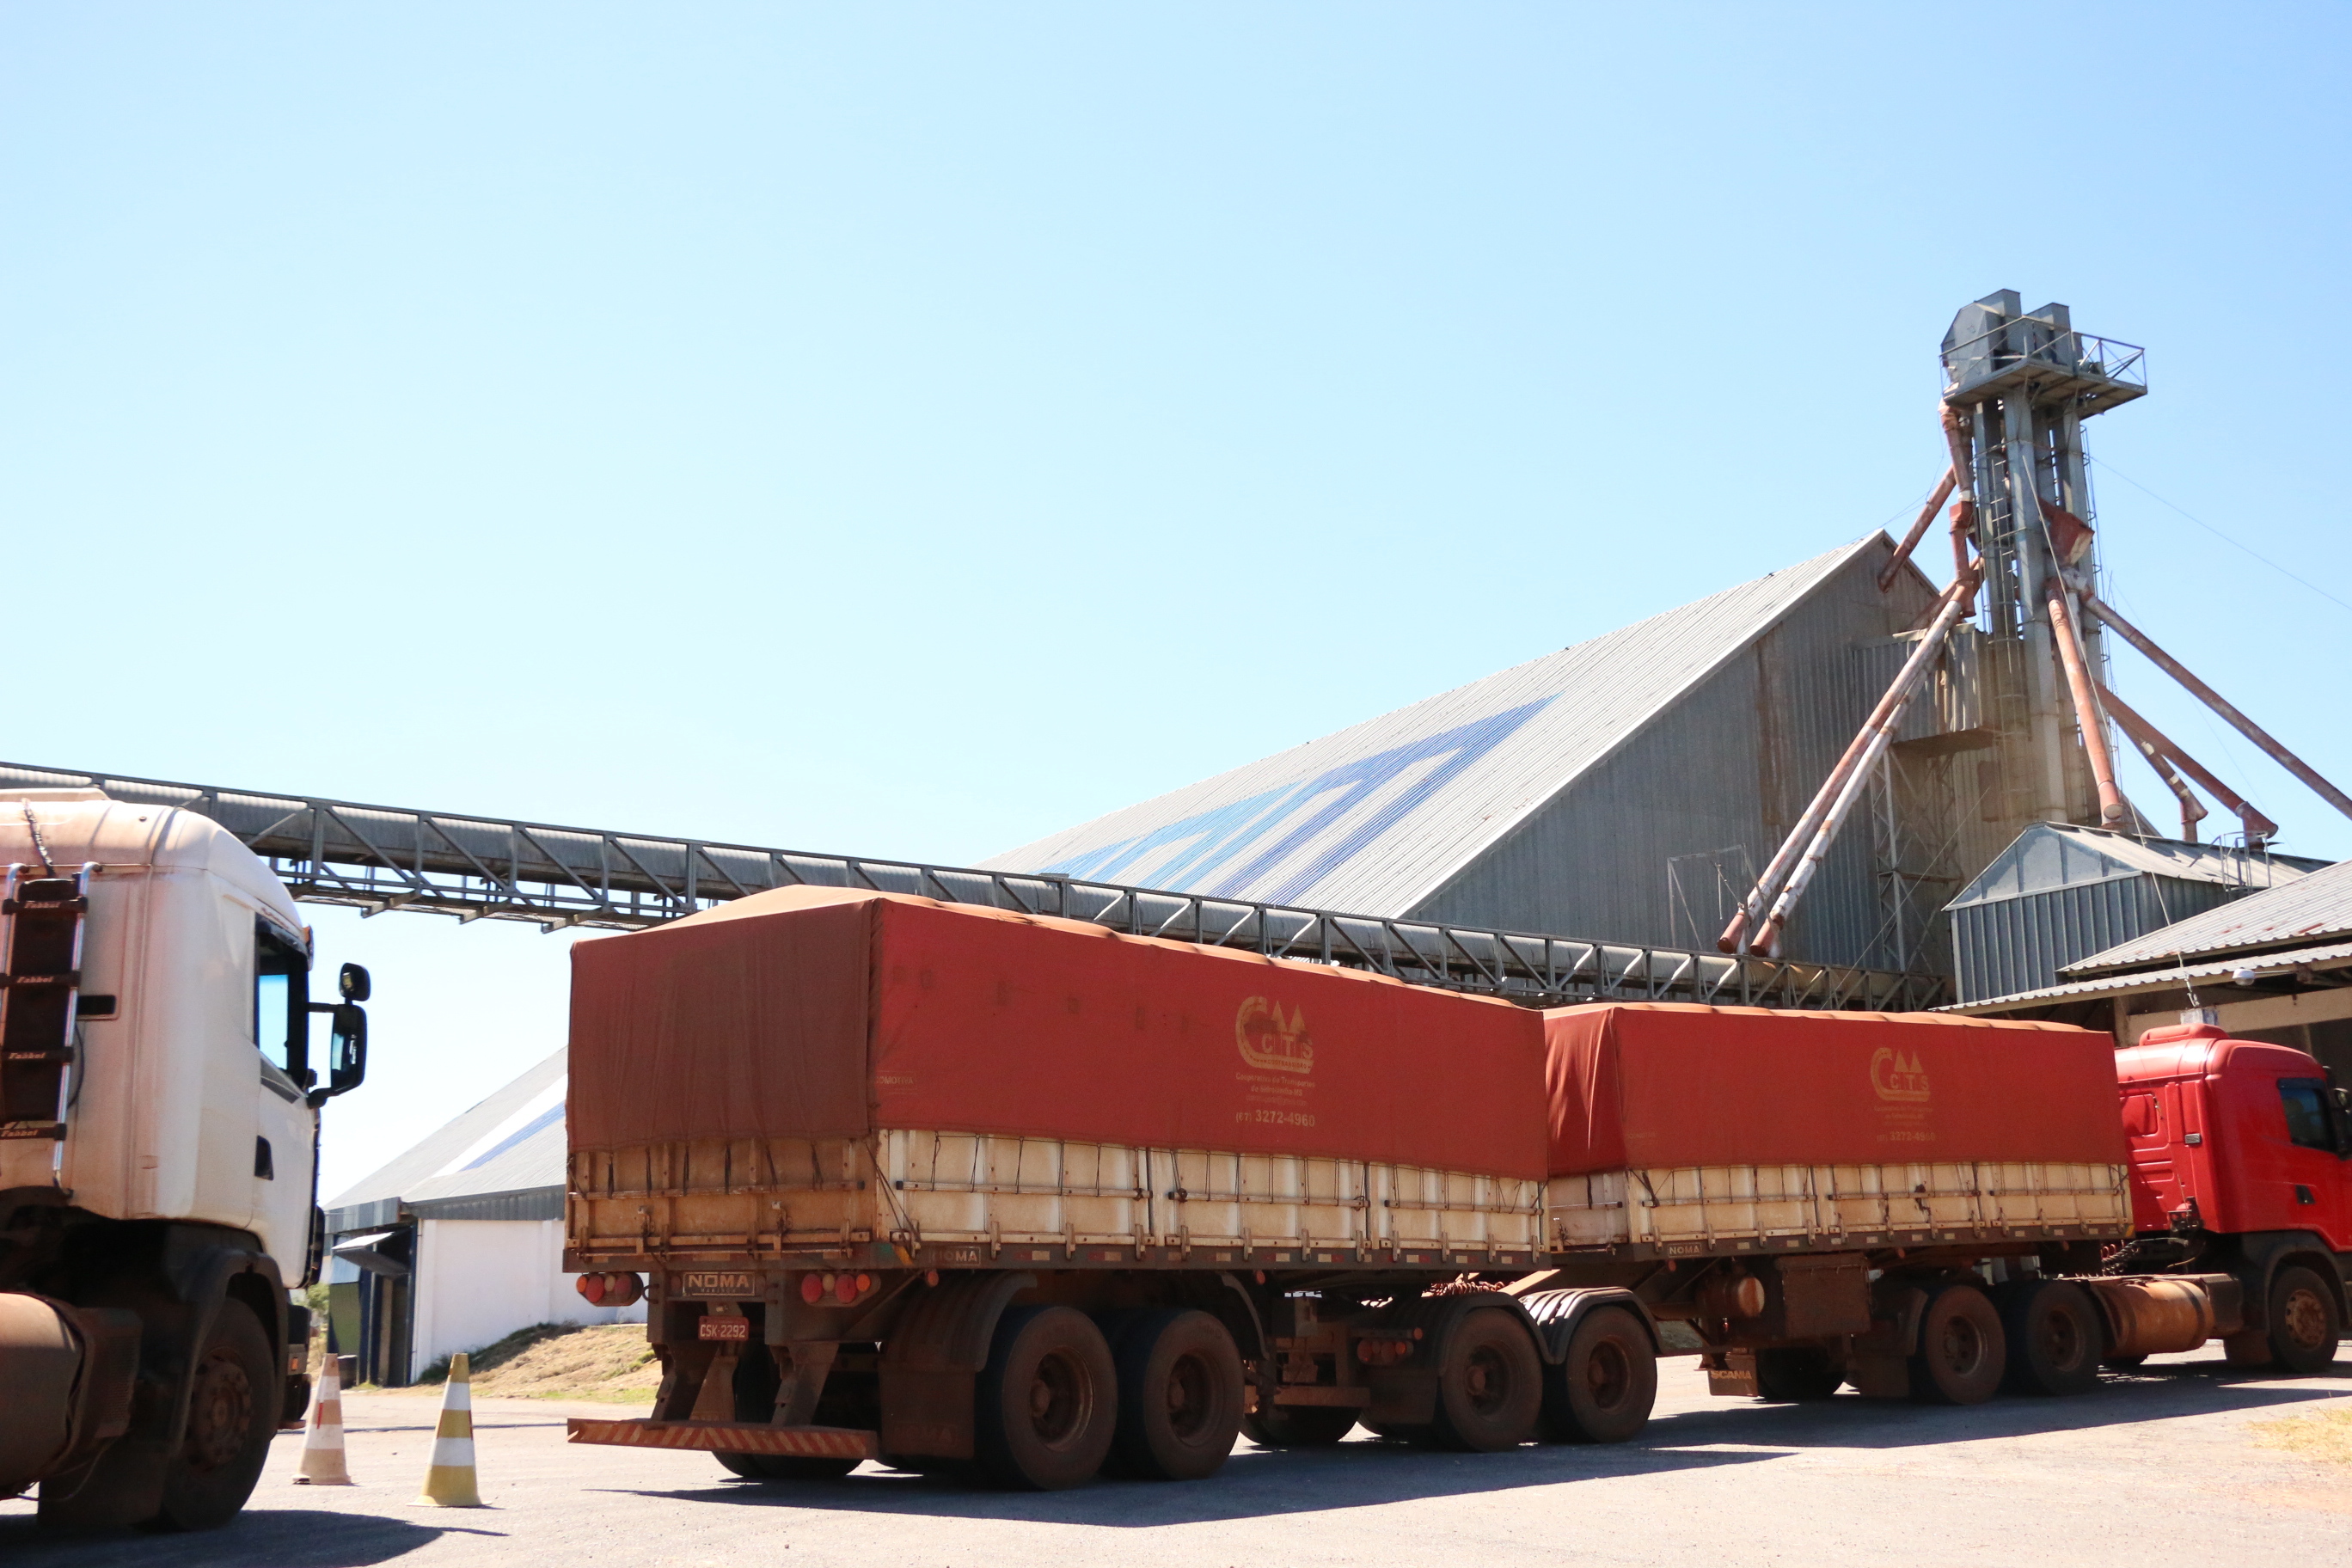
top-left (0, 762), bottom-right (1945, 1012)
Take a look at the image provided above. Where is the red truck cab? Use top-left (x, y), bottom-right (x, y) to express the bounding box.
top-left (2113, 1022), bottom-right (2350, 1369)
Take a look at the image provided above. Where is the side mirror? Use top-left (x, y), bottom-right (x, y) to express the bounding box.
top-left (339, 963), bottom-right (371, 1003)
top-left (328, 1004), bottom-right (367, 1097)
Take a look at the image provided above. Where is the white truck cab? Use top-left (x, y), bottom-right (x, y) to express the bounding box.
top-left (0, 789), bottom-right (369, 1529)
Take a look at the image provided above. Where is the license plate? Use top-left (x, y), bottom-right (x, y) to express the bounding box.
top-left (697, 1317), bottom-right (751, 1342)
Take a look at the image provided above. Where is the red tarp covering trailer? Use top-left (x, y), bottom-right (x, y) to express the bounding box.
top-left (1543, 1003), bottom-right (2128, 1174)
top-left (570, 885), bottom-right (1548, 1179)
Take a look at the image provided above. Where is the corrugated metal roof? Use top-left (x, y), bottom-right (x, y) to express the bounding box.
top-left (1947, 823), bottom-right (2325, 910)
top-left (1945, 937), bottom-right (2352, 1014)
top-left (2064, 857), bottom-right (2352, 974)
top-left (982, 538), bottom-right (1880, 916)
top-left (325, 1049), bottom-right (566, 1222)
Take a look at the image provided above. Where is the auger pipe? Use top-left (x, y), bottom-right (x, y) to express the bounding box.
top-left (1718, 566), bottom-right (1979, 953)
top-left (2121, 722), bottom-right (2211, 839)
top-left (2048, 582), bottom-right (2128, 824)
top-left (2081, 594), bottom-right (2352, 826)
top-left (2097, 681), bottom-right (2276, 843)
top-left (1939, 403), bottom-right (1978, 580)
top-left (1876, 469), bottom-right (1958, 592)
top-left (1756, 677), bottom-right (1924, 959)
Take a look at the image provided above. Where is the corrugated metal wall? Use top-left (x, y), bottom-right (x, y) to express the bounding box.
top-left (1410, 548), bottom-right (1932, 969)
top-left (1951, 876), bottom-right (2244, 1003)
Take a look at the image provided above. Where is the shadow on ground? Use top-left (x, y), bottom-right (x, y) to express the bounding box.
top-left (607, 1363), bottom-right (2349, 1527)
top-left (0, 1509), bottom-right (504, 1568)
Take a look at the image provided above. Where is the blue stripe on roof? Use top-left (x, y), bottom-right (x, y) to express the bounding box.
top-left (462, 1103), bottom-right (563, 1172)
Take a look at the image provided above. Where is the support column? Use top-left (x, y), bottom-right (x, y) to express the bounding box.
top-left (2004, 399), bottom-right (2069, 821)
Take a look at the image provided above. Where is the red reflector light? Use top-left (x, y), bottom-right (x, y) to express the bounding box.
top-left (576, 1272), bottom-right (607, 1306)
top-left (799, 1274), bottom-right (824, 1304)
top-left (834, 1274), bottom-right (857, 1303)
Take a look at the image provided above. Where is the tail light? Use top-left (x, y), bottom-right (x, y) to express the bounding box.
top-left (575, 1271), bottom-right (645, 1308)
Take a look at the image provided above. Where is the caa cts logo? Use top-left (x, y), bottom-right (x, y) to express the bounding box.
top-left (1870, 1047), bottom-right (1931, 1104)
top-left (1235, 997), bottom-right (1314, 1075)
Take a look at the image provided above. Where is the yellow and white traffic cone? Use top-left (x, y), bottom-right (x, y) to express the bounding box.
top-left (292, 1353), bottom-right (354, 1485)
top-left (414, 1352), bottom-right (484, 1507)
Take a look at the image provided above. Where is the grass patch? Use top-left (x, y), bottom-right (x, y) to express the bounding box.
top-left (415, 1322), bottom-right (660, 1403)
top-left (2253, 1402), bottom-right (2352, 1467)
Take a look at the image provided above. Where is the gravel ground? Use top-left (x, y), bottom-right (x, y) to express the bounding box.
top-left (6, 1346), bottom-right (2349, 1568)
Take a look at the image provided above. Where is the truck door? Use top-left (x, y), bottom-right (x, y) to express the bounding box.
top-left (252, 918), bottom-right (316, 1271)
top-left (2120, 1083), bottom-right (2183, 1228)
top-left (2273, 1074), bottom-right (2349, 1251)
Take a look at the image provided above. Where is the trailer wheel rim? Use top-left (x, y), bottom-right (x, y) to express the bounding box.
top-left (1164, 1350), bottom-right (1215, 1442)
top-left (184, 1347), bottom-right (254, 1473)
top-left (1937, 1313), bottom-right (1987, 1378)
top-left (1583, 1337), bottom-right (1632, 1412)
top-left (1463, 1344), bottom-right (1510, 1416)
top-left (2281, 1286), bottom-right (2330, 1351)
top-left (2037, 1305), bottom-right (2085, 1370)
top-left (1026, 1349), bottom-right (1091, 1449)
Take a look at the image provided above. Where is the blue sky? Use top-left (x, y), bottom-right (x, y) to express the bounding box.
top-left (6, 7), bottom-right (2346, 1191)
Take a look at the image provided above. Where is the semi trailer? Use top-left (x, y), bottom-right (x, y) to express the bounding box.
top-left (561, 885), bottom-right (2348, 1490)
top-left (0, 791), bottom-right (371, 1529)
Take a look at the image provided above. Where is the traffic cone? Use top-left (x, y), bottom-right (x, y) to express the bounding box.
top-left (292, 1354), bottom-right (354, 1485)
top-left (414, 1352), bottom-right (485, 1507)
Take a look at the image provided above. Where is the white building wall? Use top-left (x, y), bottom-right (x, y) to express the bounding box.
top-left (407, 1217), bottom-right (646, 1381)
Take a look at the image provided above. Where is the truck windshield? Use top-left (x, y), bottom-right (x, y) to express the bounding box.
top-left (254, 921), bottom-right (310, 1082)
top-left (2279, 1079), bottom-right (2337, 1153)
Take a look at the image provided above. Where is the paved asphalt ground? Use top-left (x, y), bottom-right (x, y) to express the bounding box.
top-left (7, 1347), bottom-right (2348, 1568)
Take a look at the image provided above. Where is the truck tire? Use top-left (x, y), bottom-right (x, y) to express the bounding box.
top-left (973, 1306), bottom-right (1116, 1491)
top-left (2265, 1266), bottom-right (2342, 1375)
top-left (1430, 1306), bottom-right (1541, 1452)
top-left (1907, 1284), bottom-right (2004, 1406)
top-left (1240, 1402), bottom-right (1357, 1447)
top-left (1753, 1346), bottom-right (1843, 1403)
top-left (1997, 1281), bottom-right (2103, 1398)
top-left (151, 1301), bottom-right (279, 1531)
top-left (714, 1451), bottom-right (861, 1481)
top-left (1540, 1305), bottom-right (1657, 1441)
top-left (1104, 1309), bottom-right (1243, 1482)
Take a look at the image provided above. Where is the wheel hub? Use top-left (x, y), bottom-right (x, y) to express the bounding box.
top-left (1026, 1351), bottom-right (1087, 1447)
top-left (2282, 1287), bottom-right (2329, 1350)
top-left (1585, 1340), bottom-right (1630, 1409)
top-left (184, 1350), bottom-right (253, 1473)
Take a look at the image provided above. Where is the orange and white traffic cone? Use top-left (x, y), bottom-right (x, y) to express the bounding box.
top-left (292, 1353), bottom-right (354, 1485)
top-left (414, 1352), bottom-right (485, 1507)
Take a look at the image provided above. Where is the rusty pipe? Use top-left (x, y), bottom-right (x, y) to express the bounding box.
top-left (1939, 403), bottom-right (1977, 576)
top-left (2081, 594), bottom-right (2352, 827)
top-left (2124, 728), bottom-right (2211, 840)
top-left (1718, 568), bottom-right (1978, 953)
top-left (2097, 682), bottom-right (2277, 843)
top-left (2047, 583), bottom-right (2128, 824)
top-left (2097, 681), bottom-right (2211, 839)
top-left (1758, 675), bottom-right (1924, 957)
top-left (1876, 469), bottom-right (1957, 592)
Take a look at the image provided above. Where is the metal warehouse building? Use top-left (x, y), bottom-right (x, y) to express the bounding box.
top-left (986, 535), bottom-right (2036, 978)
top-left (325, 1050), bottom-right (640, 1386)
top-left (1945, 823), bottom-right (2324, 1004)
top-left (1951, 853), bottom-right (2352, 1078)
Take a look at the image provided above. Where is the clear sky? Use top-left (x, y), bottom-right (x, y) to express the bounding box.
top-left (6, 7), bottom-right (2347, 1194)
